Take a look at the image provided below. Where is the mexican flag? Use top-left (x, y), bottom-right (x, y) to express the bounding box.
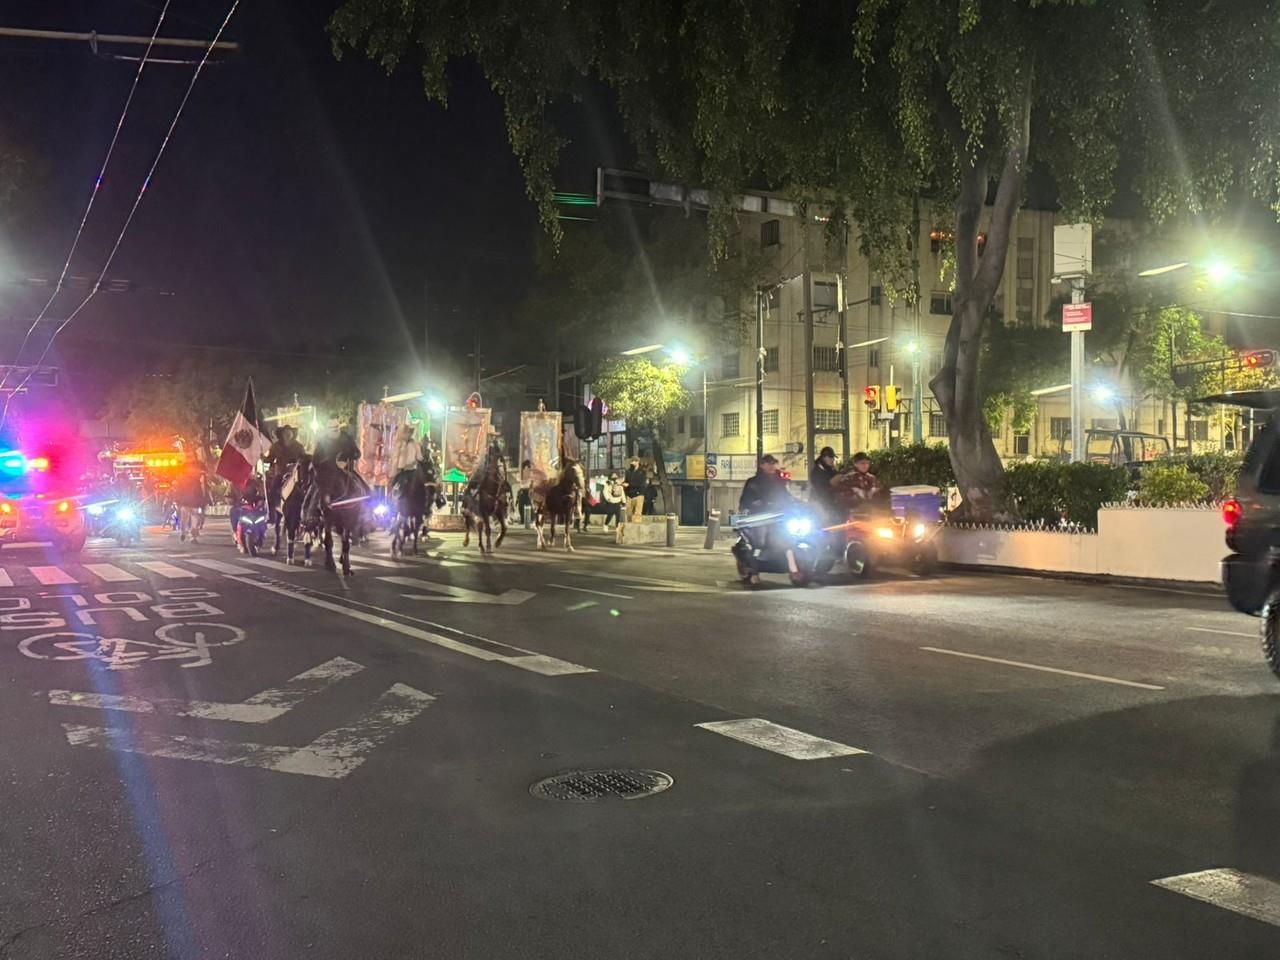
top-left (215, 379), bottom-right (268, 488)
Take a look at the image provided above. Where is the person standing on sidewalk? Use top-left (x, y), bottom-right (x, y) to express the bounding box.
top-left (624, 457), bottom-right (646, 524)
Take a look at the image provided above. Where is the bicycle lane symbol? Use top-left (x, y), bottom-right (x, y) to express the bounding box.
top-left (18, 622), bottom-right (247, 671)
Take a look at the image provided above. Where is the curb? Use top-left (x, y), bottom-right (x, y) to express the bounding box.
top-left (941, 562), bottom-right (1222, 595)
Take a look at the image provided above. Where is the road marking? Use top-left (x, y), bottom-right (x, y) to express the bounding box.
top-left (0, 568), bottom-right (13, 587)
top-left (696, 718), bottom-right (869, 760)
top-left (30, 565), bottom-right (76, 585)
top-left (185, 558), bottom-right (259, 575)
top-left (1186, 626), bottom-right (1256, 639)
top-left (226, 576), bottom-right (594, 676)
top-left (62, 682), bottom-right (434, 779)
top-left (49, 656), bottom-right (363, 722)
top-left (82, 563), bottom-right (141, 583)
top-left (378, 575), bottom-right (535, 606)
top-left (1151, 868), bottom-right (1280, 927)
top-left (546, 583), bottom-right (634, 600)
top-left (920, 646), bottom-right (1165, 690)
top-left (347, 555), bottom-right (410, 569)
top-left (135, 561), bottom-right (198, 580)
top-left (570, 570), bottom-right (722, 593)
top-left (237, 557), bottom-right (314, 574)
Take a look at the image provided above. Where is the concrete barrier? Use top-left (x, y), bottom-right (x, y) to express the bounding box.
top-left (617, 517), bottom-right (668, 544)
top-left (937, 504), bottom-right (1223, 583)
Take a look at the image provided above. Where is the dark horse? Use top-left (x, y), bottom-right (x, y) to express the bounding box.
top-left (276, 457), bottom-right (311, 564)
top-left (531, 459), bottom-right (584, 552)
top-left (390, 453), bottom-right (440, 557)
top-left (302, 459), bottom-right (369, 576)
top-left (463, 442), bottom-right (509, 553)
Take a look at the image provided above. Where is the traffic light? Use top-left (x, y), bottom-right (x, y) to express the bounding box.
top-left (1243, 349), bottom-right (1276, 369)
top-left (884, 384), bottom-right (900, 410)
top-left (589, 397), bottom-right (605, 439)
top-left (863, 385), bottom-right (880, 409)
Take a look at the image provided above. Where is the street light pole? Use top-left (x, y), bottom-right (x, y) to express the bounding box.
top-left (702, 366), bottom-right (709, 522)
top-left (1070, 279), bottom-right (1086, 462)
top-left (755, 287), bottom-right (765, 461)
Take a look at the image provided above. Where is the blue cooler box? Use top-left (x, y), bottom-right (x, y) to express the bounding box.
top-left (890, 485), bottom-right (943, 521)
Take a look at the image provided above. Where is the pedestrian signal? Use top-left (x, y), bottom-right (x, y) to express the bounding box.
top-left (884, 384), bottom-right (900, 410)
top-left (863, 386), bottom-right (880, 409)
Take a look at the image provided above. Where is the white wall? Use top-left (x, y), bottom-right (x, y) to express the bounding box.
top-left (937, 505), bottom-right (1223, 583)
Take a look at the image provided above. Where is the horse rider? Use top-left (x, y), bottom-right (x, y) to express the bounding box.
top-left (263, 424), bottom-right (305, 495)
top-left (389, 424), bottom-right (423, 497)
top-left (304, 419), bottom-right (370, 523)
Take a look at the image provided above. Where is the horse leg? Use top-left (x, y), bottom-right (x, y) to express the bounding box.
top-left (341, 528), bottom-right (353, 577)
top-left (495, 510), bottom-right (507, 549)
top-left (463, 511), bottom-right (472, 548)
top-left (564, 512), bottom-right (574, 552)
top-left (411, 513), bottom-right (420, 555)
top-left (324, 521), bottom-right (337, 572)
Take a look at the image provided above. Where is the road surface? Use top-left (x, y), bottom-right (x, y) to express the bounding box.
top-left (0, 525), bottom-right (1277, 959)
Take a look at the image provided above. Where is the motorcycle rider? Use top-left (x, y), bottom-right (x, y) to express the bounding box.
top-left (737, 454), bottom-right (796, 584)
top-left (833, 450), bottom-right (882, 508)
top-left (808, 446), bottom-right (839, 523)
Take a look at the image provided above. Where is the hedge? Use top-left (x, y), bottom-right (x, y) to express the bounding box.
top-left (1001, 460), bottom-right (1130, 527)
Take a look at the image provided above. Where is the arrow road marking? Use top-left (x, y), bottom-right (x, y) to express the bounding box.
top-left (62, 682), bottom-right (434, 779)
top-left (48, 657), bottom-right (364, 723)
top-left (378, 575), bottom-right (534, 606)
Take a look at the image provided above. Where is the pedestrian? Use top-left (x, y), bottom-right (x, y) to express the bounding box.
top-left (173, 460), bottom-right (209, 543)
top-left (643, 470), bottom-right (659, 516)
top-left (515, 459), bottom-right (533, 520)
top-left (623, 456), bottom-right (646, 523)
top-left (597, 472), bottom-right (624, 530)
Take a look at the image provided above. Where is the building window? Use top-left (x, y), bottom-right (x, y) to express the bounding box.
top-left (761, 219), bottom-right (781, 248)
top-left (763, 409), bottom-right (779, 435)
top-left (930, 292), bottom-right (954, 315)
top-left (867, 347), bottom-right (880, 368)
top-left (767, 286), bottom-right (780, 310)
top-left (1191, 420), bottom-right (1209, 442)
top-left (869, 285), bottom-right (883, 306)
top-left (720, 352), bottom-right (740, 380)
top-left (813, 280), bottom-right (839, 311)
top-left (1050, 417), bottom-right (1071, 440)
top-left (689, 415), bottom-right (705, 439)
top-left (763, 346), bottom-right (779, 373)
top-left (812, 346), bottom-right (840, 371)
top-left (929, 412), bottom-right (947, 438)
top-left (721, 412), bottom-right (740, 437)
top-left (1013, 433), bottom-right (1030, 456)
top-left (1091, 418), bottom-right (1118, 431)
top-left (1017, 237), bottom-right (1034, 279)
top-left (676, 416), bottom-right (685, 435)
top-left (1016, 281), bottom-right (1033, 322)
top-left (814, 408), bottom-right (844, 431)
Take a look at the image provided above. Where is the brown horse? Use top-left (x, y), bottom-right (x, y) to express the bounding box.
top-left (463, 442), bottom-right (509, 553)
top-left (531, 459), bottom-right (585, 551)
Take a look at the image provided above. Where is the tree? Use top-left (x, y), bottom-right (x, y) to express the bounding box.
top-left (590, 356), bottom-right (689, 507)
top-left (331, 0), bottom-right (1280, 518)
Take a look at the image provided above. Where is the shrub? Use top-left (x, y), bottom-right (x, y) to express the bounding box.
top-left (1000, 460), bottom-right (1129, 527)
top-left (851, 443), bottom-right (955, 489)
top-left (1137, 463), bottom-right (1210, 505)
top-left (1164, 451), bottom-right (1240, 501)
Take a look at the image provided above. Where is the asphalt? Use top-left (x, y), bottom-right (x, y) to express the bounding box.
top-left (0, 522), bottom-right (1278, 959)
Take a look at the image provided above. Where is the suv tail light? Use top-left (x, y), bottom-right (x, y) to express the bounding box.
top-left (1224, 498), bottom-right (1243, 528)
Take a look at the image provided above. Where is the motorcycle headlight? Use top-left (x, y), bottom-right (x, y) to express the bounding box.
top-left (116, 506), bottom-right (136, 522)
top-left (876, 526), bottom-right (895, 540)
top-left (912, 523), bottom-right (926, 539)
top-left (87, 503), bottom-right (106, 517)
top-left (374, 503), bottom-right (389, 517)
top-left (785, 516), bottom-right (812, 537)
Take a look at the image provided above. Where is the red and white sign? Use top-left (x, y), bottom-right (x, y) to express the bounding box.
top-left (1062, 302), bottom-right (1093, 332)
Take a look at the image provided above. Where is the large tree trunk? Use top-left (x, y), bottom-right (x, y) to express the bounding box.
top-left (930, 82), bottom-right (1032, 520)
top-left (649, 428), bottom-right (675, 517)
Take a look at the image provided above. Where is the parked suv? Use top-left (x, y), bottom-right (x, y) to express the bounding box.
top-left (1217, 390), bottom-right (1280, 677)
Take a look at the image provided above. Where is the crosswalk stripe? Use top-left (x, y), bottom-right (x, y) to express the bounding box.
top-left (695, 719), bottom-right (869, 760)
top-left (185, 558), bottom-right (258, 575)
top-left (83, 564), bottom-right (141, 583)
top-left (237, 557), bottom-right (314, 574)
top-left (31, 565), bottom-right (77, 585)
top-left (0, 568), bottom-right (13, 587)
top-left (134, 561), bottom-right (198, 580)
top-left (1152, 868), bottom-right (1280, 927)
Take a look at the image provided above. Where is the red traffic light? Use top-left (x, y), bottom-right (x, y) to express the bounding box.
top-left (863, 385), bottom-right (880, 409)
top-left (1243, 350), bottom-right (1276, 369)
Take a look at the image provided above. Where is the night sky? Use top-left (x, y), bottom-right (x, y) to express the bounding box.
top-left (0, 0), bottom-right (629, 406)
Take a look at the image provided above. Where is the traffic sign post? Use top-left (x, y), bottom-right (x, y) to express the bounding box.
top-left (1064, 290), bottom-right (1091, 462)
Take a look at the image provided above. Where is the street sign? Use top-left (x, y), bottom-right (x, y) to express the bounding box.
top-left (1062, 302), bottom-right (1092, 332)
top-left (784, 442), bottom-right (804, 455)
top-left (706, 465), bottom-right (717, 479)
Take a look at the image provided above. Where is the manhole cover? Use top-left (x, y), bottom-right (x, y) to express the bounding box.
top-left (530, 768), bottom-right (674, 802)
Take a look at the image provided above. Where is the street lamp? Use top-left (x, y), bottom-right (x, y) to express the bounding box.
top-left (1090, 383), bottom-right (1115, 405)
top-left (666, 344), bottom-right (709, 522)
top-left (905, 339), bottom-right (923, 443)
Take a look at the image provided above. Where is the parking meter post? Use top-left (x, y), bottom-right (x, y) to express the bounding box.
top-left (704, 509), bottom-right (720, 549)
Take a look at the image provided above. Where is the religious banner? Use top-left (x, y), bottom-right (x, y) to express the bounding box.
top-left (519, 410), bottom-right (560, 486)
top-left (356, 401), bottom-right (410, 489)
top-left (445, 404), bottom-right (492, 478)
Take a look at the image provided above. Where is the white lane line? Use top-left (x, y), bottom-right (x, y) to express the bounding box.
top-left (225, 576), bottom-right (594, 676)
top-left (135, 560), bottom-right (198, 580)
top-left (237, 557), bottom-right (314, 574)
top-left (185, 558), bottom-right (258, 575)
top-left (695, 718), bottom-right (869, 760)
top-left (1152, 868), bottom-right (1280, 927)
top-left (546, 583), bottom-right (634, 600)
top-left (30, 565), bottom-right (77, 585)
top-left (49, 657), bottom-right (364, 723)
top-left (0, 568), bottom-right (14, 587)
top-left (348, 555), bottom-right (413, 569)
top-left (920, 646), bottom-right (1165, 690)
top-left (1186, 626), bottom-right (1256, 639)
top-left (82, 563), bottom-right (141, 583)
top-left (63, 682), bottom-right (434, 779)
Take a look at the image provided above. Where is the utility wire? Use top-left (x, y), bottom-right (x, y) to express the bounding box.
top-left (0, 0), bottom-right (172, 396)
top-left (2, 0), bottom-right (241, 423)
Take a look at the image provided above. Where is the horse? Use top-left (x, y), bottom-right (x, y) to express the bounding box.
top-left (301, 459), bottom-right (369, 576)
top-left (276, 457), bottom-right (311, 564)
top-left (390, 454), bottom-right (439, 557)
top-left (531, 459), bottom-right (585, 551)
top-left (463, 443), bottom-right (510, 553)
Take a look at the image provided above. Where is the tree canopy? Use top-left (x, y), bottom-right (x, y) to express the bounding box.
top-left (331, 0), bottom-right (1280, 516)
